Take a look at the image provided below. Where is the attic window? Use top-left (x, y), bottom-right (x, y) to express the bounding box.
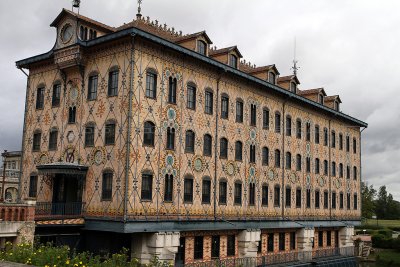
top-left (334, 101), bottom-right (340, 111)
top-left (318, 94), bottom-right (324, 105)
top-left (290, 82), bottom-right (297, 93)
top-left (268, 72), bottom-right (276, 84)
top-left (229, 54), bottom-right (238, 69)
top-left (197, 40), bottom-right (207, 55)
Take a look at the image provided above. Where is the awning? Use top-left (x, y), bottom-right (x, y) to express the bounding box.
top-left (37, 163), bottom-right (88, 175)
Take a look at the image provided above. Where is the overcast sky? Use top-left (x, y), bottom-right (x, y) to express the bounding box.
top-left (0, 0), bottom-right (398, 198)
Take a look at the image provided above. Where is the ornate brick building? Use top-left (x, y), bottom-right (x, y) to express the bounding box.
top-left (16, 6), bottom-right (367, 266)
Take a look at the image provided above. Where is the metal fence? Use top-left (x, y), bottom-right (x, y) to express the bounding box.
top-left (35, 202), bottom-right (85, 219)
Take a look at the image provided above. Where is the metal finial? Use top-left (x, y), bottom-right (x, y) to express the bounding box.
top-left (137, 0), bottom-right (142, 16)
top-left (291, 37), bottom-right (300, 76)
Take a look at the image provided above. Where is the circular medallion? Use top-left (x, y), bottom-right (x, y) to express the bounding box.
top-left (225, 161), bottom-right (236, 176)
top-left (193, 156), bottom-right (204, 172)
top-left (167, 108), bottom-right (176, 120)
top-left (165, 70), bottom-right (171, 77)
top-left (39, 153), bottom-right (49, 164)
top-left (67, 131), bottom-right (75, 143)
top-left (249, 166), bottom-right (256, 177)
top-left (166, 154), bottom-right (175, 167)
top-left (61, 23), bottom-right (74, 44)
top-left (250, 129), bottom-right (257, 140)
top-left (92, 148), bottom-right (106, 166)
top-left (268, 170), bottom-right (275, 181)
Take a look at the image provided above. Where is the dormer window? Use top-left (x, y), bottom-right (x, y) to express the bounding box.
top-left (334, 101), bottom-right (340, 111)
top-left (318, 94), bottom-right (324, 105)
top-left (229, 54), bottom-right (238, 69)
top-left (290, 82), bottom-right (297, 93)
top-left (268, 72), bottom-right (276, 84)
top-left (197, 40), bottom-right (207, 55)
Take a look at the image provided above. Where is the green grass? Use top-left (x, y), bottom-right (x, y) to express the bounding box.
top-left (375, 249), bottom-right (400, 266)
top-left (364, 219), bottom-right (400, 228)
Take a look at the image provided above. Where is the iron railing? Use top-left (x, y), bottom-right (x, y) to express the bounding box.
top-left (181, 246), bottom-right (355, 267)
top-left (35, 202), bottom-right (85, 219)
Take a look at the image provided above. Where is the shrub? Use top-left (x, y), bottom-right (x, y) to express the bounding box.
top-left (372, 234), bottom-right (393, 249)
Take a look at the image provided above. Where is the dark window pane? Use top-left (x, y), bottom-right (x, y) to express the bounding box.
top-left (194, 236), bottom-right (204, 260)
top-left (185, 130), bottom-right (195, 153)
top-left (85, 126), bottom-right (95, 147)
top-left (234, 182), bottom-right (242, 204)
top-left (52, 84), bottom-right (61, 107)
top-left (146, 71), bottom-right (157, 99)
top-left (29, 176), bottom-right (38, 198)
top-left (36, 87), bottom-right (44, 109)
top-left (102, 171), bottom-right (113, 200)
top-left (187, 84), bottom-right (196, 109)
top-left (184, 178), bottom-right (193, 203)
top-left (235, 141), bottom-right (242, 161)
top-left (202, 179), bottom-right (211, 204)
top-left (105, 122), bottom-right (116, 145)
top-left (164, 174), bottom-right (173, 202)
top-left (227, 235), bottom-right (236, 256)
top-left (236, 101), bottom-right (243, 123)
top-left (32, 132), bottom-right (41, 151)
top-left (143, 121), bottom-right (155, 146)
top-left (168, 77), bottom-right (177, 104)
top-left (141, 173), bottom-right (153, 200)
top-left (203, 134), bottom-right (212, 156)
top-left (88, 75), bottom-right (98, 100)
top-left (49, 130), bottom-right (58, 150)
top-left (108, 70), bottom-right (119, 96)
top-left (219, 181), bottom-right (227, 204)
top-left (205, 91), bottom-right (213, 114)
top-left (221, 96), bottom-right (229, 119)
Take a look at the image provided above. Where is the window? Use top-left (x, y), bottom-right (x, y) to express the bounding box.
top-left (339, 163), bottom-right (343, 178)
top-left (306, 122), bottom-right (311, 141)
top-left (339, 134), bottom-right (343, 150)
top-left (102, 171), bottom-right (113, 200)
top-left (353, 138), bottom-right (357, 154)
top-left (306, 157), bottom-right (311, 173)
top-left (88, 74), bottom-right (98, 100)
top-left (85, 124), bottom-right (95, 147)
top-left (28, 175), bottom-right (38, 198)
top-left (229, 54), bottom-right (238, 68)
top-left (274, 185), bottom-right (280, 207)
top-left (324, 160), bottom-right (328, 176)
top-left (267, 233), bottom-right (274, 252)
top-left (296, 188), bottom-right (301, 208)
top-left (166, 127), bottom-right (175, 150)
top-left (353, 166), bottom-right (357, 180)
top-left (187, 83), bottom-right (196, 109)
top-left (236, 100), bottom-right (243, 123)
top-left (279, 233), bottom-right (285, 251)
top-left (262, 184), bottom-right (268, 206)
top-left (347, 165), bottom-right (351, 179)
top-left (331, 131), bottom-right (336, 148)
top-left (145, 70), bottom-right (157, 99)
top-left (323, 128), bottom-right (328, 146)
top-left (268, 72), bottom-right (276, 84)
top-left (221, 95), bottom-right (229, 119)
top-left (315, 190), bottom-right (320, 209)
top-left (32, 131), bottom-right (41, 151)
top-left (315, 158), bottom-right (320, 174)
top-left (227, 235), bottom-right (236, 256)
top-left (202, 178), bottom-right (211, 204)
top-left (36, 87), bottom-right (45, 109)
top-left (354, 194), bottom-right (358, 210)
top-left (340, 192), bottom-right (344, 209)
top-left (286, 116), bottom-right (292, 136)
top-left (249, 145), bottom-right (256, 163)
top-left (347, 193), bottom-right (351, 210)
top-left (318, 231), bottom-right (323, 247)
top-left (194, 236), bottom-right (204, 260)
top-left (141, 172), bottom-right (153, 200)
top-left (324, 191), bottom-right (329, 209)
top-left (184, 177), bottom-right (193, 203)
top-left (108, 69), bottom-right (119, 96)
top-left (296, 154), bottom-right (302, 171)
top-left (319, 94), bottom-right (324, 104)
top-left (235, 141), bottom-right (243, 161)
top-left (249, 183), bottom-right (256, 206)
top-left (332, 192), bottom-right (337, 209)
top-left (164, 174), bottom-right (173, 202)
top-left (197, 40), bottom-right (207, 55)
top-left (285, 152), bottom-right (292, 169)
top-left (263, 108), bottom-right (270, 129)
top-left (327, 231), bottom-right (332, 247)
top-left (143, 121), bottom-right (155, 146)
top-left (346, 136), bottom-right (350, 152)
top-left (332, 162), bottom-right (336, 177)
top-left (48, 128), bottom-right (58, 151)
top-left (296, 119), bottom-right (302, 139)
top-left (290, 232), bottom-right (296, 250)
top-left (275, 149), bottom-right (281, 168)
top-left (306, 189), bottom-right (311, 208)
top-left (234, 181), bottom-right (242, 205)
top-left (52, 83), bottom-right (61, 107)
top-left (220, 138), bottom-right (228, 158)
top-left (211, 235), bottom-right (220, 259)
top-left (290, 82), bottom-right (297, 93)
top-left (219, 180), bottom-right (227, 204)
top-left (250, 104), bottom-right (257, 126)
top-left (285, 187), bottom-right (291, 207)
top-left (68, 107), bottom-right (76, 124)
top-left (203, 134), bottom-right (212, 156)
top-left (168, 77), bottom-right (177, 104)
top-left (185, 130), bottom-right (195, 153)
top-left (315, 125), bottom-right (320, 144)
top-left (262, 147), bottom-right (269, 166)
top-left (334, 101), bottom-right (340, 111)
top-left (105, 121), bottom-right (116, 145)
top-left (275, 112), bottom-right (281, 133)
top-left (205, 90), bottom-right (213, 114)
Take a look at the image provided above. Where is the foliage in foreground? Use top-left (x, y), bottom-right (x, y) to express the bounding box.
top-left (0, 242), bottom-right (172, 267)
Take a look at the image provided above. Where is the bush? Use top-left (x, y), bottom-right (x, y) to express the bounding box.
top-left (378, 229), bottom-right (393, 238)
top-left (372, 234), bottom-right (394, 249)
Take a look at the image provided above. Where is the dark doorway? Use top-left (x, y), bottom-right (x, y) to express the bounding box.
top-left (52, 174), bottom-right (84, 216)
top-left (175, 237), bottom-right (185, 266)
top-left (211, 235), bottom-right (220, 259)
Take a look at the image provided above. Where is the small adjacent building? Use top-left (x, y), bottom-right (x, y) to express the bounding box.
top-left (0, 151), bottom-right (22, 203)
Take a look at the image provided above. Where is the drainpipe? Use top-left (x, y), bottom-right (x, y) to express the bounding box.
top-left (124, 34), bottom-right (136, 222)
top-left (214, 71), bottom-right (222, 221)
top-left (281, 97), bottom-right (290, 218)
top-left (17, 68), bottom-right (29, 203)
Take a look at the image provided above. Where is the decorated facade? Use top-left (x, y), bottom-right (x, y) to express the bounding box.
top-left (16, 6), bottom-right (367, 266)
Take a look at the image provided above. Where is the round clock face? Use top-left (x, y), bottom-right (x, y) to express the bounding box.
top-left (61, 24), bottom-right (74, 43)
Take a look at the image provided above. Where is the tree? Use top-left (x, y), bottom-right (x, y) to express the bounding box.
top-left (361, 182), bottom-right (376, 218)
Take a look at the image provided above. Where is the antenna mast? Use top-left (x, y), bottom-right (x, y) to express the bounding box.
top-left (291, 37), bottom-right (299, 76)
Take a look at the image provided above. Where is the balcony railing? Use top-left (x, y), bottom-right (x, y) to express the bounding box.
top-left (35, 202), bottom-right (85, 219)
top-left (181, 247), bottom-right (355, 267)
